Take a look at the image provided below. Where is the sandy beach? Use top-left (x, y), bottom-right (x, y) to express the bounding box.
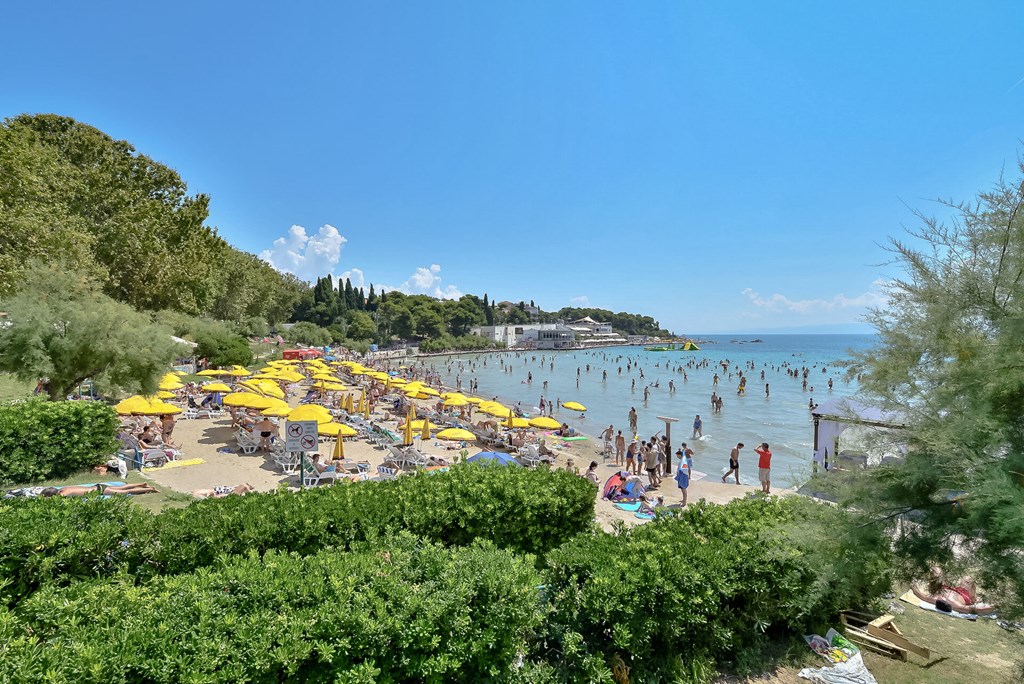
top-left (145, 376), bottom-right (781, 530)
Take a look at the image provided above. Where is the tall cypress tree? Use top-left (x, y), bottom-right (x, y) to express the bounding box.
top-left (484, 293), bottom-right (494, 325)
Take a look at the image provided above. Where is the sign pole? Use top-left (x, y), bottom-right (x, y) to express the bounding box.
top-left (657, 416), bottom-right (679, 473)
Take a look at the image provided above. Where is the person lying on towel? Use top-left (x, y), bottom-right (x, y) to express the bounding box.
top-left (912, 566), bottom-right (996, 615)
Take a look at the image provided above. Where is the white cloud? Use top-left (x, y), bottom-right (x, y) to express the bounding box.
top-left (570, 295), bottom-right (590, 306)
top-left (339, 268), bottom-right (365, 289)
top-left (381, 264), bottom-right (463, 299)
top-left (741, 279), bottom-right (890, 313)
top-left (259, 224), bottom-right (346, 282)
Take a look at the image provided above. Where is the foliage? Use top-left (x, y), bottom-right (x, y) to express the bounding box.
top-left (0, 464), bottom-right (595, 606)
top-left (346, 310), bottom-right (377, 340)
top-left (547, 307), bottom-right (669, 336)
top-left (420, 333), bottom-right (498, 353)
top-left (283, 321), bottom-right (333, 346)
top-left (0, 262), bottom-right (185, 400)
top-left (193, 327), bottom-right (253, 367)
top-left (0, 399), bottom-right (119, 487)
top-left (0, 538), bottom-right (543, 683)
top-left (0, 114), bottom-right (306, 322)
top-left (849, 162), bottom-right (1024, 617)
top-left (538, 497), bottom-right (891, 680)
top-left (231, 315), bottom-right (269, 338)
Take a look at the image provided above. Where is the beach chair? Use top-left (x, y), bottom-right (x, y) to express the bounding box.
top-left (517, 444), bottom-right (543, 468)
top-left (403, 448), bottom-right (429, 469)
top-left (271, 446), bottom-right (300, 474)
top-left (235, 429), bottom-right (259, 455)
top-left (301, 460), bottom-right (339, 487)
top-left (376, 465), bottom-right (399, 480)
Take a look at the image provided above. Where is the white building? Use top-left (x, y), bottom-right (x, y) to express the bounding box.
top-left (518, 326), bottom-right (575, 349)
top-left (472, 324), bottom-right (574, 349)
top-left (572, 316), bottom-right (613, 334)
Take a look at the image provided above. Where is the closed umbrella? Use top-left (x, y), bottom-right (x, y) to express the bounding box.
top-left (333, 435), bottom-right (345, 459)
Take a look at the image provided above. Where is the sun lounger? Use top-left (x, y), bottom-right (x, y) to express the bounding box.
top-left (376, 465), bottom-right (399, 480)
top-left (301, 460), bottom-right (339, 487)
top-left (235, 429), bottom-right (259, 454)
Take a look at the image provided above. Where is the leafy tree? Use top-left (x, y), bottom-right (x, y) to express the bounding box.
top-left (283, 322), bottom-right (332, 347)
top-left (848, 163), bottom-right (1024, 616)
top-left (0, 263), bottom-right (183, 400)
top-left (0, 114), bottom-right (308, 323)
top-left (346, 311), bottom-right (376, 341)
top-left (194, 328), bottom-right (253, 367)
top-left (232, 316), bottom-right (269, 339)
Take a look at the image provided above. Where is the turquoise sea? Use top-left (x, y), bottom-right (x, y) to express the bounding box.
top-left (427, 334), bottom-right (876, 487)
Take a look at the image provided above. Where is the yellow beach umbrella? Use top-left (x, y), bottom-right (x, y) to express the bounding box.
top-left (201, 382), bottom-right (233, 393)
top-left (529, 416), bottom-right (562, 430)
top-left (479, 403), bottom-right (511, 417)
top-left (287, 404), bottom-right (333, 421)
top-left (242, 380), bottom-right (285, 399)
top-left (174, 370), bottom-right (187, 376)
top-left (507, 416), bottom-right (531, 429)
top-left (562, 401), bottom-right (587, 412)
top-left (114, 395), bottom-right (153, 415)
top-left (417, 387), bottom-right (440, 397)
top-left (226, 368), bottom-right (251, 377)
top-left (435, 428), bottom-right (476, 441)
top-left (441, 392), bottom-right (466, 400)
top-left (158, 380), bottom-right (184, 391)
top-left (333, 435), bottom-right (345, 459)
top-left (311, 373), bottom-right (337, 381)
top-left (274, 370), bottom-right (305, 383)
top-left (160, 373), bottom-right (181, 384)
top-left (156, 390), bottom-right (176, 399)
top-left (197, 369), bottom-right (227, 376)
top-left (442, 395), bottom-right (469, 408)
top-left (402, 420), bottom-right (414, 446)
top-left (465, 396), bottom-right (484, 404)
top-left (140, 401), bottom-right (183, 415)
top-left (410, 419), bottom-right (437, 431)
top-left (261, 405), bottom-right (293, 417)
top-left (222, 392), bottom-right (261, 407)
top-left (318, 422), bottom-right (358, 437)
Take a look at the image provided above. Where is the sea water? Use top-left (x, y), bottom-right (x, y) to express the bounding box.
top-left (427, 334), bottom-right (876, 487)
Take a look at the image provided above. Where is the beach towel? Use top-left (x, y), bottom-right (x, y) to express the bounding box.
top-left (635, 511), bottom-right (655, 520)
top-left (898, 590), bottom-right (995, 620)
top-left (146, 458), bottom-right (205, 472)
top-left (217, 447), bottom-right (236, 453)
top-left (614, 501), bottom-right (643, 512)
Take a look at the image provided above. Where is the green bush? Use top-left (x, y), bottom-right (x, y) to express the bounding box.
top-left (1, 538), bottom-right (544, 683)
top-left (0, 399), bottom-right (118, 485)
top-left (148, 463), bottom-right (595, 576)
top-left (538, 497), bottom-right (891, 681)
top-left (0, 496), bottom-right (151, 607)
top-left (194, 327), bottom-right (253, 367)
top-left (0, 464), bottom-right (595, 605)
top-left (420, 334), bottom-right (497, 353)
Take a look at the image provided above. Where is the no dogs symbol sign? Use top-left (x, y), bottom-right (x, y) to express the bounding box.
top-left (285, 420), bottom-right (319, 452)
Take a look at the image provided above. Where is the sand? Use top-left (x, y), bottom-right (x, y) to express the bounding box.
top-left (146, 383), bottom-right (785, 530)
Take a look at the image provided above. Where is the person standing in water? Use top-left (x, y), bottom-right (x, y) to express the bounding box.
top-left (692, 414), bottom-right (703, 439)
top-left (722, 443), bottom-right (743, 484)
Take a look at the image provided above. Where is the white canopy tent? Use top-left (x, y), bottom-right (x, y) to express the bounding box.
top-left (811, 397), bottom-right (905, 470)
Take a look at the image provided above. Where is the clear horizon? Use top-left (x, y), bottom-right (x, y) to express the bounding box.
top-left (3, 2), bottom-right (1022, 331)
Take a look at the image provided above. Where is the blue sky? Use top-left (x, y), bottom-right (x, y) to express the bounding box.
top-left (2, 2), bottom-right (1022, 333)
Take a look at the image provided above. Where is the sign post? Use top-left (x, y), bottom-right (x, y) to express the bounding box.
top-left (657, 416), bottom-right (679, 473)
top-left (285, 420), bottom-right (319, 488)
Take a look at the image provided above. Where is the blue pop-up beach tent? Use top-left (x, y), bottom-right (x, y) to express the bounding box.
top-left (466, 451), bottom-right (522, 467)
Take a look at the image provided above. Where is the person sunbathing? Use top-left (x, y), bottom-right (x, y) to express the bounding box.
top-left (41, 483), bottom-right (158, 497)
top-left (191, 483), bottom-right (256, 498)
top-left (911, 567), bottom-right (996, 615)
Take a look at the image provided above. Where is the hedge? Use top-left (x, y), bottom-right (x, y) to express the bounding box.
top-left (0, 399), bottom-right (118, 485)
top-left (0, 537), bottom-right (544, 683)
top-left (537, 497), bottom-right (893, 681)
top-left (0, 464), bottom-right (596, 606)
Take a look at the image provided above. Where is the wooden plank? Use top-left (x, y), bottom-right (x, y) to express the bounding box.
top-left (867, 623), bottom-right (930, 659)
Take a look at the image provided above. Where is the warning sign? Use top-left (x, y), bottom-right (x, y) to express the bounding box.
top-left (285, 420), bottom-right (319, 452)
